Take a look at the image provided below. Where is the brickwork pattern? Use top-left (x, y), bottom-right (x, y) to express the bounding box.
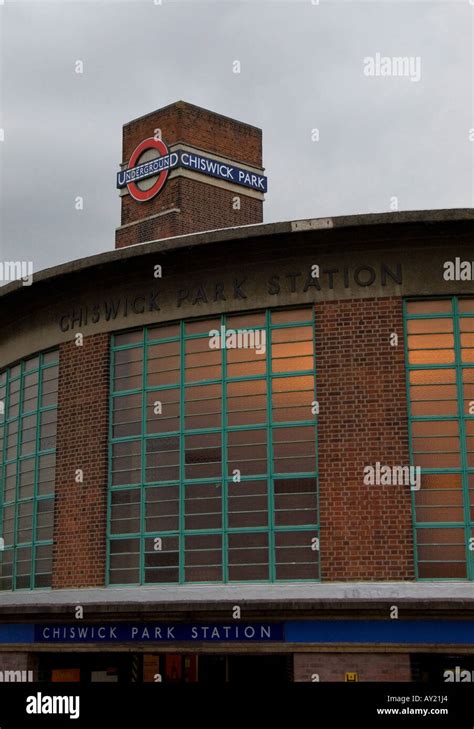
top-left (116, 101), bottom-right (263, 247)
top-left (294, 652), bottom-right (412, 682)
top-left (52, 334), bottom-right (110, 588)
top-left (315, 297), bottom-right (414, 581)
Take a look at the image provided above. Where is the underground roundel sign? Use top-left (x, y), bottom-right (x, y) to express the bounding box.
top-left (117, 136), bottom-right (268, 202)
top-left (116, 138), bottom-right (177, 202)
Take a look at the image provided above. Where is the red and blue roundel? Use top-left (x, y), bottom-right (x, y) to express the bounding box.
top-left (116, 138), bottom-right (173, 203)
top-left (117, 137), bottom-right (268, 201)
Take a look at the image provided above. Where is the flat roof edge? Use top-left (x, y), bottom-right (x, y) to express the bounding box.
top-left (1, 208), bottom-right (472, 299)
top-left (123, 100), bottom-right (263, 133)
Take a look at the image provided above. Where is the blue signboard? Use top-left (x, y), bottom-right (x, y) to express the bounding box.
top-left (177, 151), bottom-right (267, 192)
top-left (1, 621), bottom-right (474, 645)
top-left (0, 624), bottom-right (34, 644)
top-left (117, 149), bottom-right (267, 194)
top-left (285, 620), bottom-right (474, 645)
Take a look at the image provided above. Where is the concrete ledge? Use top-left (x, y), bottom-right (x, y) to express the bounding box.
top-left (1, 582), bottom-right (474, 611)
top-left (1, 208), bottom-right (473, 299)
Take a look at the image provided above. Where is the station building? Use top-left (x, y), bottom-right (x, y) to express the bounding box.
top-left (0, 101), bottom-right (474, 683)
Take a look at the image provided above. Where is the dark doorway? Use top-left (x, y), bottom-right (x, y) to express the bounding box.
top-left (36, 652), bottom-right (291, 683)
top-left (228, 654), bottom-right (289, 683)
top-left (199, 655), bottom-right (227, 683)
top-left (199, 654), bottom-right (290, 683)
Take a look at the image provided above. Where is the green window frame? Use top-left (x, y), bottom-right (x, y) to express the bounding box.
top-left (0, 350), bottom-right (59, 590)
top-left (404, 297), bottom-right (474, 580)
top-left (108, 308), bottom-right (319, 585)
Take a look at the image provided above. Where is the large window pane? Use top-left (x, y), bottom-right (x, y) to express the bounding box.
top-left (405, 298), bottom-right (474, 580)
top-left (228, 480), bottom-right (268, 529)
top-left (227, 380), bottom-right (266, 427)
top-left (0, 352), bottom-right (58, 590)
top-left (113, 393), bottom-right (142, 438)
top-left (185, 482), bottom-right (222, 531)
top-left (147, 342), bottom-right (180, 387)
top-left (145, 485), bottom-right (179, 532)
top-left (185, 533), bottom-right (222, 582)
top-left (275, 530), bottom-right (319, 580)
top-left (109, 310), bottom-right (319, 585)
top-left (185, 384), bottom-right (221, 430)
top-left (228, 532), bottom-right (269, 581)
top-left (146, 437), bottom-right (179, 482)
top-left (144, 535), bottom-right (179, 583)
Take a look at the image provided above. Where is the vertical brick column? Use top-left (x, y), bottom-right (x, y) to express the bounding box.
top-left (52, 334), bottom-right (109, 588)
top-left (316, 298), bottom-right (414, 581)
top-left (115, 101), bottom-right (264, 248)
top-left (115, 179), bottom-right (263, 248)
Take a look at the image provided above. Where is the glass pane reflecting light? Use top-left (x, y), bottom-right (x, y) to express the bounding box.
top-left (406, 299), bottom-right (474, 580)
top-left (0, 351), bottom-right (58, 590)
top-left (109, 311), bottom-right (319, 585)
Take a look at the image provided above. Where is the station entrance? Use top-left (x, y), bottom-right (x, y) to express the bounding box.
top-left (36, 652), bottom-right (292, 683)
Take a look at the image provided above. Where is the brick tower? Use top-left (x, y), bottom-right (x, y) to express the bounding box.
top-left (115, 101), bottom-right (266, 249)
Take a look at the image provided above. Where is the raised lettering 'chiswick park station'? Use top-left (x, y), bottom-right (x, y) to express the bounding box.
top-left (1, 101), bottom-right (474, 684)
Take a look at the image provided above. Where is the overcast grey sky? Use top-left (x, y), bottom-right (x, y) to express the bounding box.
top-left (0, 0), bottom-right (472, 275)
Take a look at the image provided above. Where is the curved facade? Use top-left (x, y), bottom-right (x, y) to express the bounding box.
top-left (1, 207), bottom-right (474, 682)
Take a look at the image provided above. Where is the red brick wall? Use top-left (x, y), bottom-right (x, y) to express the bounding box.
top-left (116, 101), bottom-right (263, 248)
top-left (121, 101), bottom-right (262, 168)
top-left (316, 297), bottom-right (414, 581)
top-left (50, 297), bottom-right (414, 588)
top-left (294, 652), bottom-right (412, 682)
top-left (116, 178), bottom-right (263, 248)
top-left (52, 334), bottom-right (109, 588)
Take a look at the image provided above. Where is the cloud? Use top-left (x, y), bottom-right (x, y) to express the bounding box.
top-left (0, 0), bottom-right (471, 273)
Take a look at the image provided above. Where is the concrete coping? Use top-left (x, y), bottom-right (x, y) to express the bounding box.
top-left (1, 582), bottom-right (474, 610)
top-left (1, 208), bottom-right (473, 300)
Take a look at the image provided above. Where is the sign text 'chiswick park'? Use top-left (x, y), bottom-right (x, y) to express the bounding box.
top-left (117, 137), bottom-right (267, 201)
top-left (58, 264), bottom-right (402, 331)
